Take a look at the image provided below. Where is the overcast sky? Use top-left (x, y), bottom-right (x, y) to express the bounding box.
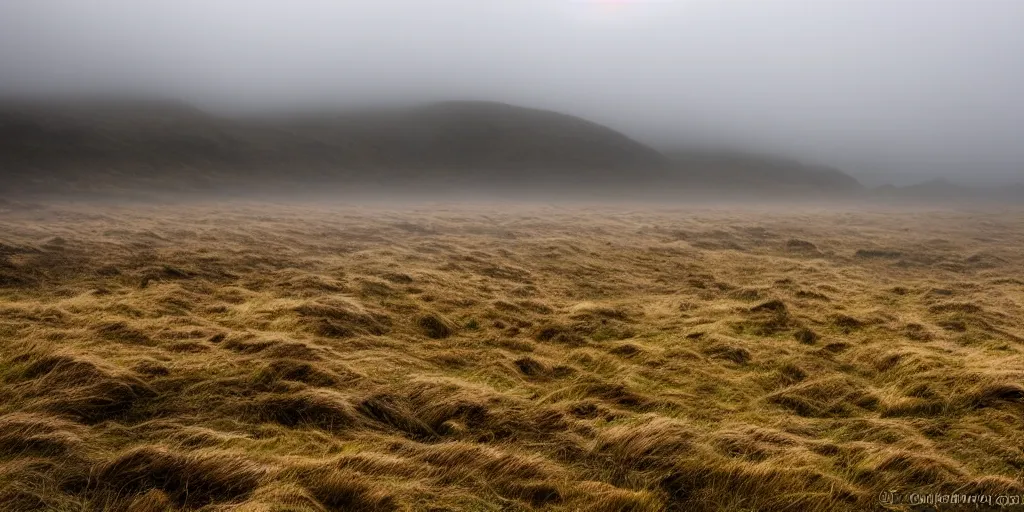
top-left (1, 0), bottom-right (1022, 184)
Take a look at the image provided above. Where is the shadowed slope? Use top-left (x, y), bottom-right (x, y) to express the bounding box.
top-left (0, 99), bottom-right (670, 195)
top-left (0, 98), bottom-right (868, 197)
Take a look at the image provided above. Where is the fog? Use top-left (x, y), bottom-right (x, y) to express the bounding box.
top-left (1, 0), bottom-right (1022, 186)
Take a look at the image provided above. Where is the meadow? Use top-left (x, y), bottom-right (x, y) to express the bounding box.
top-left (1, 200), bottom-right (1023, 511)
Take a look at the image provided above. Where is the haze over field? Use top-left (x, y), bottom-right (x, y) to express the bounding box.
top-left (1, 0), bottom-right (1022, 187)
top-left (4, 3), bottom-right (1024, 512)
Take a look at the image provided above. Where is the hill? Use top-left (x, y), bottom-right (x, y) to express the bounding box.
top-left (664, 149), bottom-right (864, 194)
top-left (0, 98), bottom-right (864, 197)
top-left (0, 99), bottom-right (671, 196)
top-left (872, 178), bottom-right (1024, 203)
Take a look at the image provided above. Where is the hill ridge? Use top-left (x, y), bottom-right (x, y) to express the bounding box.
top-left (0, 98), bottom-right (863, 197)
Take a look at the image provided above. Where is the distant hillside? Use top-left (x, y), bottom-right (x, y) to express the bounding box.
top-left (873, 178), bottom-right (1024, 202)
top-left (0, 98), bottom-right (864, 197)
top-left (878, 178), bottom-right (966, 199)
top-left (664, 149), bottom-right (864, 193)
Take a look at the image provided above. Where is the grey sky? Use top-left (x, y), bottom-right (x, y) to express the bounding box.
top-left (1, 0), bottom-right (1022, 184)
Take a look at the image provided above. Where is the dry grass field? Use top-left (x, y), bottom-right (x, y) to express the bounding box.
top-left (1, 200), bottom-right (1023, 511)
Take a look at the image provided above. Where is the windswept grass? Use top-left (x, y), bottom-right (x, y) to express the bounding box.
top-left (1, 201), bottom-right (1023, 510)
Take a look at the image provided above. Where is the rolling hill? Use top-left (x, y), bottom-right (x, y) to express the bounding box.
top-left (664, 149), bottom-right (864, 194)
top-left (0, 98), bottom-right (864, 197)
top-left (873, 178), bottom-right (1024, 203)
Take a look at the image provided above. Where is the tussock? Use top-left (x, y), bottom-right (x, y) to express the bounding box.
top-left (297, 298), bottom-right (390, 338)
top-left (96, 321), bottom-right (153, 344)
top-left (831, 314), bottom-right (864, 331)
top-left (794, 327), bottom-right (818, 344)
top-left (534, 322), bottom-right (585, 345)
top-left (594, 416), bottom-right (696, 470)
top-left (357, 393), bottom-right (439, 440)
top-left (0, 413), bottom-right (84, 457)
top-left (702, 341), bottom-right (752, 364)
top-left (855, 249), bottom-right (902, 259)
top-left (710, 424), bottom-right (801, 461)
top-left (963, 381), bottom-right (1024, 409)
top-left (785, 239), bottom-right (819, 252)
top-left (89, 446), bottom-right (268, 506)
top-left (416, 312), bottom-right (456, 339)
top-left (5, 350), bottom-right (155, 423)
top-left (928, 301), bottom-right (983, 314)
top-left (766, 376), bottom-right (879, 417)
top-left (250, 389), bottom-right (359, 432)
top-left (256, 359), bottom-right (357, 387)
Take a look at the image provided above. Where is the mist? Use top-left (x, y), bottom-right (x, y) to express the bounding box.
top-left (2, 0), bottom-right (1022, 186)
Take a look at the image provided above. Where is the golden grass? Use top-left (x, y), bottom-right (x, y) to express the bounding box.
top-left (1, 200), bottom-right (1024, 511)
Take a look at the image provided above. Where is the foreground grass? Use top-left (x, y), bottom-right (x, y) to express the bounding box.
top-left (1, 200), bottom-right (1023, 511)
